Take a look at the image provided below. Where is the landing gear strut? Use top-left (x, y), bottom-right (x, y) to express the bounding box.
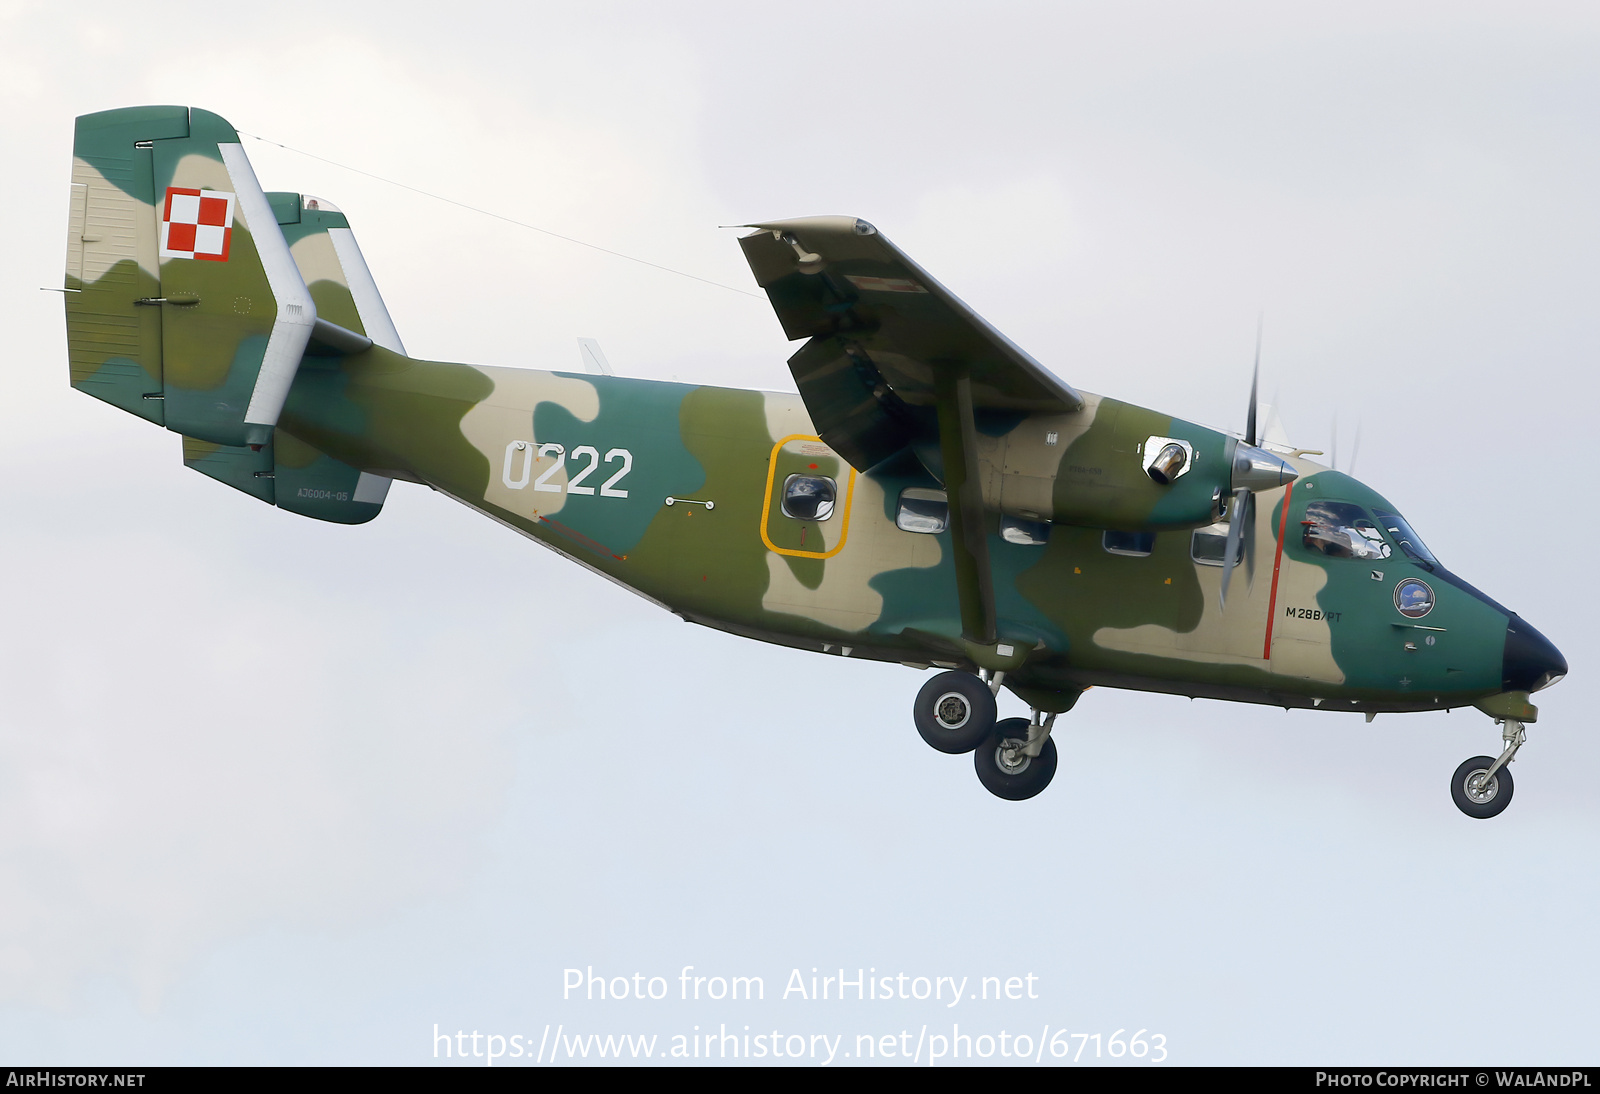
top-left (1451, 719), bottom-right (1525, 819)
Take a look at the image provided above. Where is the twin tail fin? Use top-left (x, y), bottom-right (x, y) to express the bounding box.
top-left (65, 106), bottom-right (398, 525)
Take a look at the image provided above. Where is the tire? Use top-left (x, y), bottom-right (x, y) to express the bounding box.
top-left (974, 717), bottom-right (1058, 801)
top-left (1451, 755), bottom-right (1514, 819)
top-left (912, 671), bottom-right (996, 754)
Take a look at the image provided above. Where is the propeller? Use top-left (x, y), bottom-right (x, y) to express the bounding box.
top-left (1219, 320), bottom-right (1261, 610)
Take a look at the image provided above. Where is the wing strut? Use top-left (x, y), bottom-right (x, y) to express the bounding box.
top-left (934, 366), bottom-right (997, 647)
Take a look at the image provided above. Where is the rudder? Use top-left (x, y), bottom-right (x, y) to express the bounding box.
top-left (66, 106), bottom-right (316, 448)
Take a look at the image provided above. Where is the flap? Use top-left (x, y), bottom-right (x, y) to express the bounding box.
top-left (738, 216), bottom-right (1082, 471)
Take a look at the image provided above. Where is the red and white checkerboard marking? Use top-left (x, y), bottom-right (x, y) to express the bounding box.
top-left (160, 186), bottom-right (235, 261)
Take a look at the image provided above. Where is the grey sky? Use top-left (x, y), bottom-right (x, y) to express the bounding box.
top-left (1, 0), bottom-right (1595, 1065)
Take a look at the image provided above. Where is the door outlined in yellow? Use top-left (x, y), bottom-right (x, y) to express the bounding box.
top-left (759, 434), bottom-right (857, 559)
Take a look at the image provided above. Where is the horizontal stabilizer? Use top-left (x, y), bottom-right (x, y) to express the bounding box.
top-left (308, 317), bottom-right (372, 356)
top-left (577, 337), bottom-right (614, 376)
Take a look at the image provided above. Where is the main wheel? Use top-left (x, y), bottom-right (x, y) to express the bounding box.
top-left (974, 717), bottom-right (1058, 801)
top-left (1451, 755), bottom-right (1514, 819)
top-left (912, 671), bottom-right (996, 754)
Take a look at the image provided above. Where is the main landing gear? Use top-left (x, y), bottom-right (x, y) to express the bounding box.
top-left (1451, 718), bottom-right (1526, 819)
top-left (911, 670), bottom-right (1059, 801)
top-left (974, 714), bottom-right (1058, 801)
top-left (912, 670), bottom-right (996, 754)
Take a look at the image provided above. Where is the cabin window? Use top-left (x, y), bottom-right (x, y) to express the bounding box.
top-left (1373, 510), bottom-right (1437, 564)
top-left (1302, 500), bottom-right (1391, 560)
top-left (896, 488), bottom-right (948, 534)
top-left (781, 474), bottom-right (837, 521)
top-left (1191, 521), bottom-right (1230, 566)
top-left (1000, 516), bottom-right (1051, 545)
top-left (1102, 530), bottom-right (1156, 557)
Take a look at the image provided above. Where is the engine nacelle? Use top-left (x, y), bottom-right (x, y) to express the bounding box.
top-left (970, 394), bottom-right (1294, 532)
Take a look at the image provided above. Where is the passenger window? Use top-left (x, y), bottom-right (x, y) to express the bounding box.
top-left (1103, 530), bottom-right (1155, 557)
top-left (1000, 515), bottom-right (1050, 545)
top-left (781, 474), bottom-right (837, 521)
top-left (896, 488), bottom-right (948, 534)
top-left (1302, 500), bottom-right (1391, 560)
top-left (1191, 521), bottom-right (1230, 566)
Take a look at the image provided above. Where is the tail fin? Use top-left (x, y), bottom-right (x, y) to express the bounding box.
top-left (66, 106), bottom-right (397, 524)
top-left (67, 106), bottom-right (315, 448)
top-left (271, 191), bottom-right (405, 355)
top-left (181, 189), bottom-right (401, 524)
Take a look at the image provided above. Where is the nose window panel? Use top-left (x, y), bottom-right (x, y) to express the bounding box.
top-left (1302, 500), bottom-right (1392, 560)
top-left (781, 474), bottom-right (837, 521)
top-left (1374, 509), bottom-right (1438, 564)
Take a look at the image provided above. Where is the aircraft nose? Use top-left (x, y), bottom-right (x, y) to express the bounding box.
top-left (1503, 616), bottom-right (1567, 693)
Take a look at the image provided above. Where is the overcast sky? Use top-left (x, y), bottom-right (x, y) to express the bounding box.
top-left (1, 0), bottom-right (1596, 1066)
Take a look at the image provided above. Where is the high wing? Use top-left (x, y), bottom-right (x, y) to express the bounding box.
top-left (738, 216), bottom-right (1083, 473)
top-left (740, 216), bottom-right (1083, 650)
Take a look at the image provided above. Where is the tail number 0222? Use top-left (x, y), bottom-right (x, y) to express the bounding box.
top-left (502, 441), bottom-right (631, 498)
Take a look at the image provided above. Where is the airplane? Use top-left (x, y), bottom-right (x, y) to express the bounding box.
top-left (60, 105), bottom-right (1566, 818)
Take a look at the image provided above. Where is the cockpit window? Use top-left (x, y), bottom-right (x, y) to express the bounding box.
top-left (1301, 500), bottom-right (1392, 560)
top-left (781, 474), bottom-right (837, 521)
top-left (1373, 510), bottom-right (1437, 564)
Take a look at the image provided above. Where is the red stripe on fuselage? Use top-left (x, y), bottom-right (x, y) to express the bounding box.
top-left (1262, 483), bottom-right (1294, 660)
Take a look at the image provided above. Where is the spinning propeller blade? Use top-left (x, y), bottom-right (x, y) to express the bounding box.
top-left (1219, 487), bottom-right (1252, 609)
top-left (1245, 317), bottom-right (1261, 447)
top-left (1222, 318), bottom-right (1263, 610)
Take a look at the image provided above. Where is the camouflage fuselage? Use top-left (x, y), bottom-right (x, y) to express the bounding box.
top-left (278, 351), bottom-right (1512, 715)
top-left (62, 104), bottom-right (1544, 724)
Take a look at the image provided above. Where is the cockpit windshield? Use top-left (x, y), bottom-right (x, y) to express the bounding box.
top-left (1302, 500), bottom-right (1391, 561)
top-left (1373, 510), bottom-right (1437, 564)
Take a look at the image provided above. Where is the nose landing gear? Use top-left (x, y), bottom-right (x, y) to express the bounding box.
top-left (1451, 718), bottom-right (1525, 819)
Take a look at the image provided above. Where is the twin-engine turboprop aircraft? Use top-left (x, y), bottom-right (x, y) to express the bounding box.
top-left (62, 106), bottom-right (1566, 817)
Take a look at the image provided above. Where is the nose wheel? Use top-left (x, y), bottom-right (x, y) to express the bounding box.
top-left (1451, 756), bottom-right (1514, 819)
top-left (1451, 718), bottom-right (1525, 819)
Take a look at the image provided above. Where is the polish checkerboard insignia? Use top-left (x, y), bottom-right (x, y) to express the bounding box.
top-left (160, 187), bottom-right (235, 261)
